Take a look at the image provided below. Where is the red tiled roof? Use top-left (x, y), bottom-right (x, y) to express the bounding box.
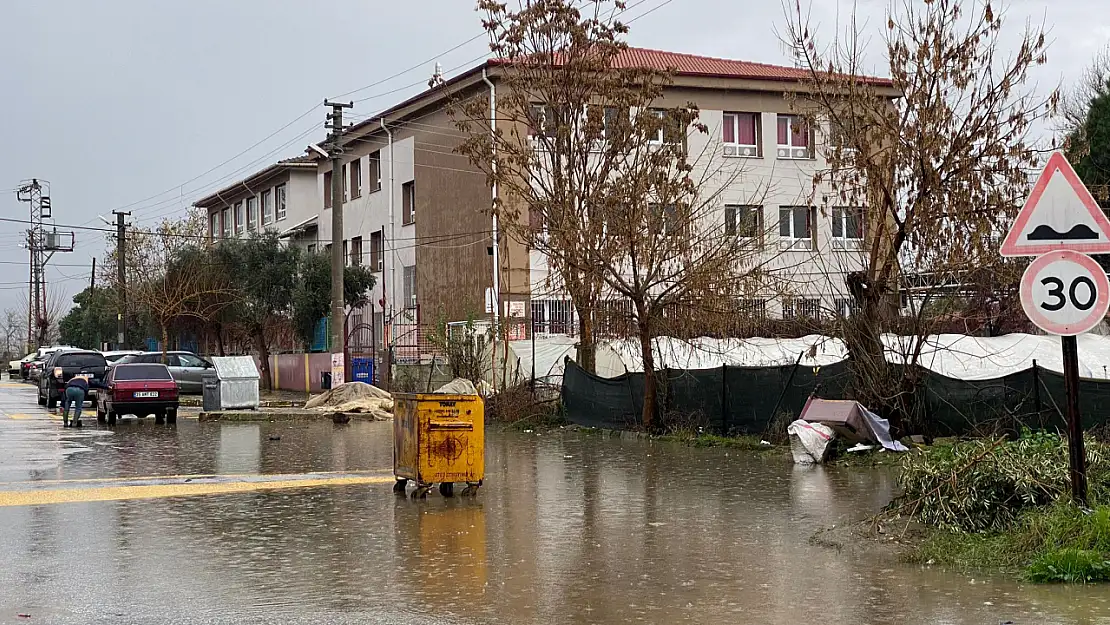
top-left (491, 46), bottom-right (893, 86)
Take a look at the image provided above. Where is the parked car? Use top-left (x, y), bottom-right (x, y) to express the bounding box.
top-left (24, 346), bottom-right (78, 381)
top-left (10, 353), bottom-right (34, 377)
top-left (37, 350), bottom-right (109, 409)
top-left (114, 351), bottom-right (213, 394)
top-left (97, 363), bottom-right (180, 425)
top-left (101, 350), bottom-right (141, 363)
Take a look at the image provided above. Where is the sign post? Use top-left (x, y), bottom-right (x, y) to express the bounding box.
top-left (1002, 152), bottom-right (1110, 506)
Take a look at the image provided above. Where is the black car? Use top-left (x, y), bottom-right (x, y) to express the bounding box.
top-left (37, 350), bottom-right (108, 409)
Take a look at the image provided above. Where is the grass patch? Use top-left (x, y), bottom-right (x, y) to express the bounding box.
top-left (1026, 548), bottom-right (1110, 583)
top-left (657, 429), bottom-right (785, 453)
top-left (907, 502), bottom-right (1110, 582)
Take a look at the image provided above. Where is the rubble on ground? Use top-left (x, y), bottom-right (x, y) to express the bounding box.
top-left (306, 382), bottom-right (393, 420)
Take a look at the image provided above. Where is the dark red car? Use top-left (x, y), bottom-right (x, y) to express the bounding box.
top-left (97, 363), bottom-right (180, 425)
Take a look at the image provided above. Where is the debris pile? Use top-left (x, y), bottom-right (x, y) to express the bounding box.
top-left (306, 382), bottom-right (393, 420)
top-left (434, 378), bottom-right (479, 395)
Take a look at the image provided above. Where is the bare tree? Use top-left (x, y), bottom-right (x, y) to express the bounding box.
top-left (1, 308), bottom-right (26, 358)
top-left (455, 0), bottom-right (772, 429)
top-left (781, 0), bottom-right (1055, 429)
top-left (108, 213), bottom-right (234, 362)
top-left (454, 0), bottom-right (658, 374)
top-left (1058, 45), bottom-right (1110, 152)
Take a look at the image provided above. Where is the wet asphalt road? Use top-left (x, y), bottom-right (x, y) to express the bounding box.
top-left (2, 379), bottom-right (1109, 624)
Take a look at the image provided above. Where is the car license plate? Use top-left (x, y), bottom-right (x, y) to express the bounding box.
top-left (76, 374), bottom-right (91, 380)
top-left (134, 391), bottom-right (159, 398)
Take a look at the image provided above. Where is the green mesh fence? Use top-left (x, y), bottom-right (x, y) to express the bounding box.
top-left (562, 359), bottom-right (1110, 435)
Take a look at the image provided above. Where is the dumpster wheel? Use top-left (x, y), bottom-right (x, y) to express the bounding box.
top-left (439, 482), bottom-right (454, 498)
top-left (461, 481), bottom-right (482, 497)
top-left (411, 483), bottom-right (433, 499)
top-left (392, 478), bottom-right (408, 495)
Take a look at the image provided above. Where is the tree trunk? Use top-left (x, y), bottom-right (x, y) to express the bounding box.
top-left (215, 323), bottom-right (226, 356)
top-left (637, 307), bottom-right (657, 432)
top-left (577, 313), bottom-right (596, 374)
top-left (253, 327), bottom-right (273, 391)
top-left (160, 324), bottom-right (169, 364)
top-left (845, 272), bottom-right (919, 434)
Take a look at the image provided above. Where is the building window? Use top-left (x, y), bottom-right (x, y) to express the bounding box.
top-left (722, 112), bottom-right (760, 157)
top-left (349, 158), bottom-right (362, 199)
top-left (834, 298), bottom-right (860, 318)
top-left (402, 265), bottom-right (417, 309)
top-left (274, 184), bottom-right (287, 221)
top-left (350, 236), bottom-right (362, 266)
top-left (246, 196), bottom-right (257, 232)
top-left (831, 206), bottom-right (864, 249)
top-left (307, 243), bottom-right (316, 254)
top-left (725, 205), bottom-right (762, 239)
top-left (234, 202), bottom-right (244, 235)
top-left (221, 208), bottom-right (231, 239)
top-left (529, 103), bottom-right (558, 140)
top-left (647, 109), bottom-right (685, 145)
top-left (779, 206), bottom-right (815, 250)
top-left (370, 231), bottom-right (383, 271)
top-left (776, 114), bottom-right (814, 159)
top-left (736, 298), bottom-right (768, 318)
top-left (209, 212), bottom-right (219, 241)
top-left (783, 298), bottom-right (821, 319)
top-left (650, 203), bottom-right (679, 237)
top-left (369, 150), bottom-right (381, 192)
top-left (402, 181), bottom-right (415, 225)
top-left (827, 118), bottom-right (853, 151)
top-left (323, 171), bottom-right (333, 209)
top-left (261, 189), bottom-right (273, 226)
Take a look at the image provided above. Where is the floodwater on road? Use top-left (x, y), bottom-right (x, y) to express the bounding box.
top-left (1, 383), bottom-right (1108, 624)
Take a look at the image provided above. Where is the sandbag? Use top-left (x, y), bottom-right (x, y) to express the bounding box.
top-left (786, 419), bottom-right (836, 464)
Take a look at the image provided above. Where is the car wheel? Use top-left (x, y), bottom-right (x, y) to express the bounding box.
top-left (154, 411), bottom-right (165, 425)
top-left (165, 409), bottom-right (177, 424)
top-left (37, 390), bottom-right (46, 406)
top-left (47, 393), bottom-right (57, 409)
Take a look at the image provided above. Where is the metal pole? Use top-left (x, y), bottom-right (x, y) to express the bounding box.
top-left (90, 257), bottom-right (96, 291)
top-left (1061, 335), bottom-right (1088, 506)
top-left (324, 99), bottom-right (353, 382)
top-left (114, 211), bottom-right (129, 349)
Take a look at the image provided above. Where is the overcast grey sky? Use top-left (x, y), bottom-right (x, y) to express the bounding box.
top-left (1, 0), bottom-right (1106, 320)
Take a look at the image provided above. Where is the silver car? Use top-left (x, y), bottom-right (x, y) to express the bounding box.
top-left (114, 351), bottom-right (213, 394)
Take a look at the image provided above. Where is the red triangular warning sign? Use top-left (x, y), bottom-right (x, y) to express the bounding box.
top-left (1000, 151), bottom-right (1110, 257)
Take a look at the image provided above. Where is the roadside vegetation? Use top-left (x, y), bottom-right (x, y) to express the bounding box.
top-left (893, 432), bottom-right (1110, 583)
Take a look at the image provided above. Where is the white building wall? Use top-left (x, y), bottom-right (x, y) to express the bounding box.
top-left (529, 107), bottom-right (868, 321)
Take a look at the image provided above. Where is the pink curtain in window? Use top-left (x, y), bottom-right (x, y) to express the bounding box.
top-left (723, 114), bottom-right (735, 143)
top-left (777, 117), bottom-right (788, 145)
top-left (737, 113), bottom-right (756, 145)
top-left (791, 120), bottom-right (809, 147)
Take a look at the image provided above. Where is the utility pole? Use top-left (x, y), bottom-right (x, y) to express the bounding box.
top-left (324, 99), bottom-right (352, 383)
top-left (90, 257), bottom-right (96, 290)
top-left (113, 211), bottom-right (130, 349)
top-left (16, 179), bottom-right (73, 348)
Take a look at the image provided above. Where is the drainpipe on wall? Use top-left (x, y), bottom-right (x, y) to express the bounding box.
top-left (482, 69), bottom-right (500, 390)
top-left (381, 118), bottom-right (395, 324)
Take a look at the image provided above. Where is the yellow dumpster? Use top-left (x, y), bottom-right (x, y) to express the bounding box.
top-left (392, 393), bottom-right (484, 498)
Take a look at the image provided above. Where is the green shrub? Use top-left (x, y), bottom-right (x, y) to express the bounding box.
top-left (895, 431), bottom-right (1107, 533)
top-left (1025, 548), bottom-right (1110, 583)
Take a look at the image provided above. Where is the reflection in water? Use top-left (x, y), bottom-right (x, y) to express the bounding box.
top-left (1, 422), bottom-right (1109, 624)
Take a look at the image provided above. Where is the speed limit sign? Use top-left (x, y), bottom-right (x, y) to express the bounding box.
top-left (1020, 250), bottom-right (1110, 335)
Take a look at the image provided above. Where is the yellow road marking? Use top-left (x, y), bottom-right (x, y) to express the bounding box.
top-left (0, 469), bottom-right (390, 487)
top-left (0, 475), bottom-right (394, 507)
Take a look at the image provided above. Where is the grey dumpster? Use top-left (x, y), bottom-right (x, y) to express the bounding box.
top-left (202, 356), bottom-right (260, 411)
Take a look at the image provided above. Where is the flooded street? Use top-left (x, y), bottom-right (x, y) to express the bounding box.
top-left (1, 382), bottom-right (1108, 624)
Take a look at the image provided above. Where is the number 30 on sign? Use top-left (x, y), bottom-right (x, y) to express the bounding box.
top-left (1020, 250), bottom-right (1110, 336)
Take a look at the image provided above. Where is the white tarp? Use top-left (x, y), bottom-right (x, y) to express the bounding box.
top-left (502, 332), bottom-right (1110, 383)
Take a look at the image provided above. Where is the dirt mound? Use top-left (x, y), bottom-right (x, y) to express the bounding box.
top-left (306, 382), bottom-right (393, 419)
